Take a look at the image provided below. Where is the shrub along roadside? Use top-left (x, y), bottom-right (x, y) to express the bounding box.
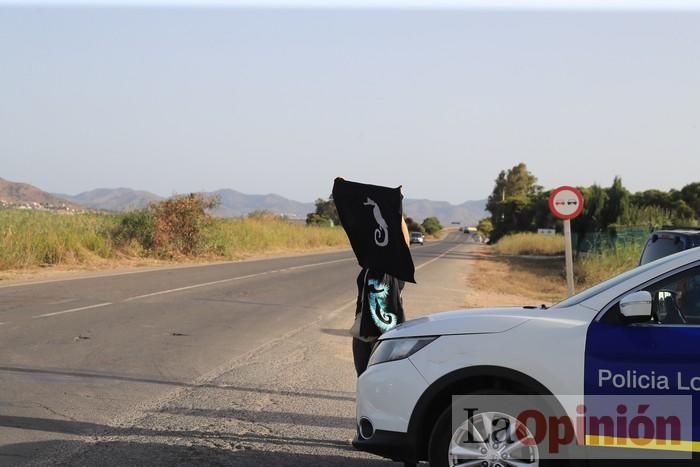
top-left (111, 209), bottom-right (156, 252)
top-left (422, 217), bottom-right (443, 235)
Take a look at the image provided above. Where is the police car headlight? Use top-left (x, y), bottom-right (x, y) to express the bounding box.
top-left (368, 337), bottom-right (437, 366)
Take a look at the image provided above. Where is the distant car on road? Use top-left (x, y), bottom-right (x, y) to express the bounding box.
top-left (409, 231), bottom-right (424, 245)
top-left (639, 228), bottom-right (700, 265)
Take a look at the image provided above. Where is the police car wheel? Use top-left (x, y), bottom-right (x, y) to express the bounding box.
top-left (427, 395), bottom-right (569, 467)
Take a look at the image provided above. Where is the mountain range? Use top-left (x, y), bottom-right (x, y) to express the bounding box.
top-left (0, 177), bottom-right (488, 225)
top-left (57, 188), bottom-right (164, 211)
top-left (0, 177), bottom-right (81, 209)
top-left (403, 198), bottom-right (487, 226)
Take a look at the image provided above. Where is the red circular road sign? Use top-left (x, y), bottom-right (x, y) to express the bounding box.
top-left (548, 186), bottom-right (584, 220)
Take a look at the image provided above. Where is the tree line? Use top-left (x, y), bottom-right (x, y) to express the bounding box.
top-left (483, 163), bottom-right (700, 244)
top-left (307, 199), bottom-right (443, 235)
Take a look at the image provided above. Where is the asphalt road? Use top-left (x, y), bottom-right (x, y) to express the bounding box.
top-left (0, 231), bottom-right (477, 466)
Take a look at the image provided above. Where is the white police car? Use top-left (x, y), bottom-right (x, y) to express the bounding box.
top-left (353, 247), bottom-right (700, 466)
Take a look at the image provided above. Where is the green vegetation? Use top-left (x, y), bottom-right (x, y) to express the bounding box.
top-left (494, 233), bottom-right (565, 256)
top-left (306, 198), bottom-right (339, 227)
top-left (421, 216), bottom-right (442, 235)
top-left (484, 163), bottom-right (543, 242)
top-left (111, 208), bottom-right (156, 252)
top-left (483, 163), bottom-right (700, 245)
top-left (484, 164), bottom-right (644, 285)
top-left (0, 194), bottom-right (348, 271)
top-left (405, 217), bottom-right (424, 233)
top-left (477, 218), bottom-right (493, 238)
top-left (306, 197), bottom-right (444, 239)
top-left (480, 161), bottom-right (700, 287)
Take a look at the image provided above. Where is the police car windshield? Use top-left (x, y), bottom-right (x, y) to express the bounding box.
top-left (551, 252), bottom-right (682, 309)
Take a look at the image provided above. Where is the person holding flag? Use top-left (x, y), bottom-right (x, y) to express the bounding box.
top-left (332, 178), bottom-right (415, 376)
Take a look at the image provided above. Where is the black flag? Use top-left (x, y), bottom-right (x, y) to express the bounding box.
top-left (332, 178), bottom-right (415, 283)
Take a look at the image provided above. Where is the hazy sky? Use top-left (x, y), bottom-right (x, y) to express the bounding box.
top-left (1, 1), bottom-right (699, 203)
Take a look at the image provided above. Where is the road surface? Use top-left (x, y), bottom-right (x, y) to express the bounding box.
top-left (0, 232), bottom-right (478, 466)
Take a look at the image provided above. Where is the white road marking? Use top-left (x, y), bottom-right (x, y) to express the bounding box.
top-left (33, 302), bottom-right (113, 319)
top-left (286, 257), bottom-right (355, 271)
top-left (415, 243), bottom-right (463, 271)
top-left (123, 238), bottom-right (457, 302)
top-left (123, 273), bottom-right (274, 302)
top-left (124, 257), bottom-right (355, 302)
top-left (122, 242), bottom-right (456, 303)
top-left (25, 236), bottom-right (461, 319)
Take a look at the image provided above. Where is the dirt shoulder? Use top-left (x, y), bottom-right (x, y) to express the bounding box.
top-left (0, 225), bottom-right (463, 285)
top-left (0, 230), bottom-right (459, 286)
top-left (464, 244), bottom-right (568, 308)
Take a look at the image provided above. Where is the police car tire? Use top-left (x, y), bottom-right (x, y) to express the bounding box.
top-left (427, 392), bottom-right (570, 467)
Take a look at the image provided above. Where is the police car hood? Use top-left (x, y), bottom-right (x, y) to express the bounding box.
top-left (380, 307), bottom-right (534, 339)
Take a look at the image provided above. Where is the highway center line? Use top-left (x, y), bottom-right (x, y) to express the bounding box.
top-left (123, 257), bottom-right (356, 302)
top-left (415, 243), bottom-right (463, 271)
top-left (28, 240), bottom-right (458, 319)
top-left (124, 243), bottom-right (454, 302)
top-left (123, 272), bottom-right (277, 302)
top-left (33, 302), bottom-right (113, 319)
top-left (181, 242), bottom-right (462, 379)
top-left (28, 258), bottom-right (355, 319)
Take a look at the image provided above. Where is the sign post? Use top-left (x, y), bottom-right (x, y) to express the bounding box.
top-left (563, 218), bottom-right (575, 297)
top-left (548, 186), bottom-right (585, 297)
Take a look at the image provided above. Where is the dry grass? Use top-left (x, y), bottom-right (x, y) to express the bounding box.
top-left (464, 245), bottom-right (568, 307)
top-left (494, 233), bottom-right (565, 256)
top-left (465, 243), bottom-right (643, 308)
top-left (204, 217), bottom-right (349, 259)
top-left (0, 210), bottom-right (119, 270)
top-left (0, 209), bottom-right (349, 278)
top-left (574, 243), bottom-right (642, 287)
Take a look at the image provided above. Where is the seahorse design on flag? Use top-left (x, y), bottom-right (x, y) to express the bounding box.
top-left (367, 278), bottom-right (398, 332)
top-left (363, 197), bottom-right (389, 247)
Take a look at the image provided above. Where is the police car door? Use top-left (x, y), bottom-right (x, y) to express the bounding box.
top-left (585, 265), bottom-right (700, 459)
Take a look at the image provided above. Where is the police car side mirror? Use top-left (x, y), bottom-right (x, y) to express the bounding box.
top-left (619, 291), bottom-right (653, 323)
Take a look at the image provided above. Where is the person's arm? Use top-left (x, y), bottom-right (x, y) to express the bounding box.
top-left (399, 185), bottom-right (410, 247)
top-left (401, 216), bottom-right (410, 247)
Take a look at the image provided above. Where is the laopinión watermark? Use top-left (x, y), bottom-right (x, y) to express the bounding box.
top-left (449, 394), bottom-right (693, 462)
